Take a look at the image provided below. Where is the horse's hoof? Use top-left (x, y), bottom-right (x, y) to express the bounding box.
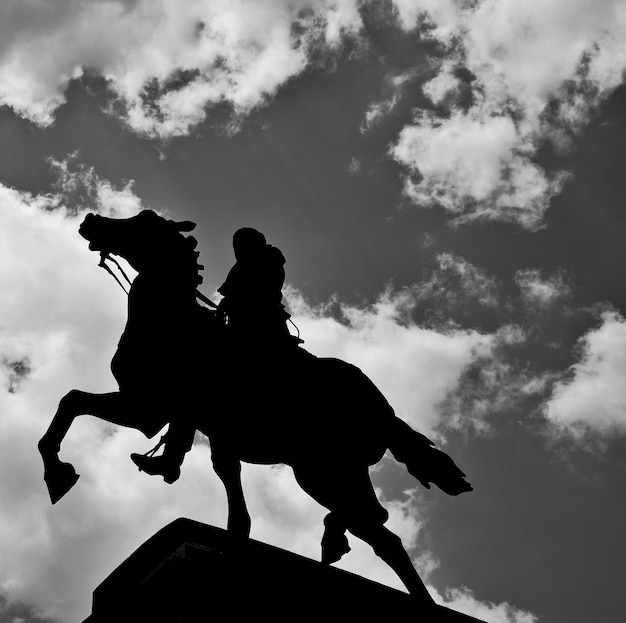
top-left (44, 461), bottom-right (80, 504)
top-left (321, 531), bottom-right (351, 565)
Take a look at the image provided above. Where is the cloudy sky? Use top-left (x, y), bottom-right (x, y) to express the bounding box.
top-left (1, 1), bottom-right (626, 622)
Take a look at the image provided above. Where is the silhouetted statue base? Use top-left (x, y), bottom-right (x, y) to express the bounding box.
top-left (82, 518), bottom-right (486, 623)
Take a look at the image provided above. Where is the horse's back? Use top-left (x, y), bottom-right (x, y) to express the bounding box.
top-left (208, 353), bottom-right (396, 467)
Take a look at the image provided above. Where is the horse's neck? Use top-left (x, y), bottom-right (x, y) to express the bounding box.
top-left (127, 272), bottom-right (196, 325)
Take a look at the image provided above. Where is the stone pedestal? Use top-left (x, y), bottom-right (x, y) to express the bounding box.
top-left (83, 518), bottom-right (484, 622)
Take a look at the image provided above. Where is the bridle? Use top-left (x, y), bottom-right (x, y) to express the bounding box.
top-left (98, 251), bottom-right (218, 308)
top-left (99, 252), bottom-right (132, 294)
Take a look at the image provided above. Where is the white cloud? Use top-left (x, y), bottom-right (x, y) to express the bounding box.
top-left (287, 279), bottom-right (564, 438)
top-left (0, 0), bottom-right (363, 137)
top-left (392, 109), bottom-right (565, 230)
top-left (49, 154), bottom-right (145, 218)
top-left (361, 69), bottom-right (425, 132)
top-left (390, 0), bottom-right (626, 229)
top-left (515, 268), bottom-right (571, 311)
top-left (416, 252), bottom-right (500, 311)
top-left (544, 311), bottom-right (626, 437)
top-left (0, 177), bottom-right (149, 620)
top-left (4, 0), bottom-right (626, 229)
top-left (286, 286), bottom-right (496, 437)
top-left (421, 59), bottom-right (460, 106)
top-left (438, 324), bottom-right (549, 434)
top-left (348, 156), bottom-right (361, 175)
top-left (433, 586), bottom-right (537, 623)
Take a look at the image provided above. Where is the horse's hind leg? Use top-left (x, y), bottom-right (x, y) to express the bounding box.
top-left (39, 390), bottom-right (150, 503)
top-left (293, 465), bottom-right (433, 605)
top-left (348, 516), bottom-right (433, 604)
top-left (210, 447), bottom-right (251, 538)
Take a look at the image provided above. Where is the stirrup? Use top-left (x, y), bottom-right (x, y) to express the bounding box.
top-left (130, 453), bottom-right (181, 484)
top-left (130, 437), bottom-right (180, 484)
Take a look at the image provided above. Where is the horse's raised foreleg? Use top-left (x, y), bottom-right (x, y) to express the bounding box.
top-left (211, 448), bottom-right (251, 538)
top-left (38, 390), bottom-right (145, 504)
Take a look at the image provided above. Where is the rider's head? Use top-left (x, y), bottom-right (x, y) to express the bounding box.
top-left (233, 228), bottom-right (266, 261)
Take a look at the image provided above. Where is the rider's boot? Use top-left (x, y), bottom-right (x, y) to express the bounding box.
top-left (130, 426), bottom-right (193, 484)
top-left (130, 453), bottom-right (182, 484)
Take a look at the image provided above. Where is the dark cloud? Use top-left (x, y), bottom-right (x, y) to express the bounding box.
top-left (0, 595), bottom-right (57, 623)
top-left (2, 357), bottom-right (31, 394)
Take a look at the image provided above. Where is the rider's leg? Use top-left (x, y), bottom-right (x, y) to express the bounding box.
top-left (130, 420), bottom-right (196, 484)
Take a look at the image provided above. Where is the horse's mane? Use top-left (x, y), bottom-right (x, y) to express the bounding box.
top-left (158, 218), bottom-right (204, 289)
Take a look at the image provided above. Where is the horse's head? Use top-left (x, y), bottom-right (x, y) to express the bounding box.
top-left (79, 210), bottom-right (203, 285)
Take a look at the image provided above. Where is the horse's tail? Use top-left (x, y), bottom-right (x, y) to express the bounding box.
top-left (388, 418), bottom-right (473, 496)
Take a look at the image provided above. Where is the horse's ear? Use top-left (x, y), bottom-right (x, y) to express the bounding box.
top-left (172, 220), bottom-right (196, 232)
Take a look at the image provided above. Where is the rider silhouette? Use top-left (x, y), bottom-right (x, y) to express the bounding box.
top-left (131, 228), bottom-right (296, 482)
top-left (217, 227), bottom-right (293, 348)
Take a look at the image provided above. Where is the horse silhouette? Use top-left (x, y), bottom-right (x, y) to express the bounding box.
top-left (38, 209), bottom-right (472, 606)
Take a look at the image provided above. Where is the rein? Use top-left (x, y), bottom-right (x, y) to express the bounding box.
top-left (97, 252), bottom-right (301, 339)
top-left (98, 252), bottom-right (218, 308)
top-left (99, 253), bottom-right (131, 294)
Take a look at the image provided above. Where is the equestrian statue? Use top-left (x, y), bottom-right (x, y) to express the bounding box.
top-left (38, 210), bottom-right (472, 607)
